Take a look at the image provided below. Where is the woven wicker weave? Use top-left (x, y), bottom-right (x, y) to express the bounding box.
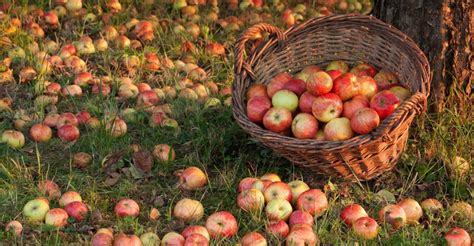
top-left (232, 14), bottom-right (431, 181)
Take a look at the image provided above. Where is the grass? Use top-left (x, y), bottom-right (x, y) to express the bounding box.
top-left (0, 0), bottom-right (473, 245)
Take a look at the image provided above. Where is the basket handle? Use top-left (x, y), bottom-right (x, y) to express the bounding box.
top-left (372, 92), bottom-right (427, 139)
top-left (234, 23), bottom-right (286, 78)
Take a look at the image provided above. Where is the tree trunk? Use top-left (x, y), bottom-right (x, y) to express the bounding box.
top-left (372, 0), bottom-right (473, 114)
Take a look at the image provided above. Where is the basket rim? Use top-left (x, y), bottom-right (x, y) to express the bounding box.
top-left (232, 14), bottom-right (431, 148)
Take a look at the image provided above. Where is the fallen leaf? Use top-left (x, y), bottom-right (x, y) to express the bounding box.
top-left (376, 189), bottom-right (396, 203)
top-left (133, 150), bottom-right (153, 172)
top-left (149, 208), bottom-right (160, 221)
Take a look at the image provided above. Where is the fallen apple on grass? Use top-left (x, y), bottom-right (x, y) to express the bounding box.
top-left (397, 198), bottom-right (423, 224)
top-left (444, 227), bottom-right (471, 246)
top-left (296, 189), bottom-right (328, 217)
top-left (266, 220), bottom-right (290, 238)
top-left (184, 233), bottom-right (209, 246)
top-left (37, 180), bottom-right (61, 199)
top-left (352, 216), bottom-right (379, 240)
top-left (178, 166), bottom-right (208, 190)
top-left (289, 210), bottom-right (314, 227)
top-left (5, 220), bottom-right (23, 236)
top-left (238, 177), bottom-right (258, 192)
top-left (286, 224), bottom-right (318, 246)
top-left (378, 204), bottom-right (407, 229)
top-left (265, 198), bottom-right (293, 221)
top-left (91, 228), bottom-right (114, 246)
top-left (238, 188), bottom-right (265, 213)
top-left (30, 123), bottom-right (53, 142)
top-left (45, 208), bottom-right (69, 227)
top-left (181, 225), bottom-right (210, 241)
top-left (140, 232), bottom-right (160, 246)
top-left (241, 232), bottom-right (267, 246)
top-left (263, 181), bottom-right (292, 203)
top-left (340, 204), bottom-right (368, 226)
top-left (1, 130), bottom-right (25, 149)
top-left (59, 191), bottom-right (82, 207)
top-left (205, 211), bottom-right (238, 238)
top-left (23, 197), bottom-right (50, 224)
top-left (288, 180), bottom-right (310, 204)
top-left (114, 198), bottom-right (140, 218)
top-left (114, 233), bottom-right (142, 246)
top-left (64, 201), bottom-right (88, 222)
top-left (173, 198), bottom-right (204, 222)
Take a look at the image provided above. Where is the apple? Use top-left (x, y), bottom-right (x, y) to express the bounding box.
top-left (247, 96), bottom-right (272, 123)
top-left (357, 76), bottom-right (378, 99)
top-left (105, 118), bottom-right (128, 137)
top-left (374, 70), bottom-right (399, 90)
top-left (306, 71), bottom-right (333, 96)
top-left (114, 233), bottom-right (142, 246)
top-left (333, 73), bottom-right (360, 101)
top-left (241, 232), bottom-right (267, 246)
top-left (326, 60), bottom-right (349, 73)
top-left (296, 189), bottom-right (328, 217)
top-left (251, 179), bottom-right (273, 192)
top-left (272, 90), bottom-right (299, 112)
top-left (289, 210), bottom-right (314, 227)
top-left (37, 180), bottom-right (61, 199)
top-left (29, 123), bottom-right (52, 142)
top-left (315, 129), bottom-right (325, 140)
top-left (295, 65), bottom-right (321, 81)
top-left (311, 93), bottom-right (343, 122)
top-left (64, 201), bottom-right (88, 222)
top-left (137, 90), bottom-right (160, 108)
top-left (261, 173), bottom-right (281, 182)
top-left (45, 208), bottom-right (68, 227)
top-left (119, 84), bottom-right (139, 99)
top-left (91, 229), bottom-right (114, 246)
top-left (1, 130), bottom-right (25, 149)
top-left (5, 220), bottom-right (22, 236)
top-left (326, 70), bottom-right (343, 81)
top-left (324, 117), bottom-right (353, 141)
top-left (140, 232), bottom-right (160, 246)
top-left (76, 111), bottom-right (91, 125)
top-left (173, 198), bottom-right (204, 222)
top-left (152, 144), bottom-right (176, 161)
top-left (238, 188), bottom-right (265, 213)
top-left (342, 95), bottom-right (369, 119)
top-left (267, 72), bottom-right (292, 98)
top-left (57, 124), bottom-right (80, 141)
top-left (350, 108), bottom-right (380, 135)
top-left (43, 11), bottom-right (59, 26)
top-left (298, 92), bottom-right (316, 113)
top-left (444, 228), bottom-right (471, 246)
top-left (23, 197), bottom-right (50, 224)
top-left (263, 181), bottom-right (292, 203)
top-left (57, 112), bottom-right (79, 128)
top-left (420, 198), bottom-right (443, 213)
top-left (137, 83), bottom-right (152, 93)
top-left (283, 79), bottom-right (306, 96)
top-left (449, 202), bottom-right (472, 221)
top-left (161, 232), bottom-right (184, 245)
top-left (204, 81), bottom-right (219, 95)
top-left (288, 181), bottom-right (310, 204)
top-left (114, 198), bottom-right (140, 218)
top-left (47, 83), bottom-right (62, 95)
top-left (66, 0), bottom-right (82, 11)
top-left (182, 226), bottom-right (210, 241)
top-left (350, 63), bottom-right (377, 77)
top-left (73, 152), bottom-right (92, 168)
top-left (286, 224), bottom-right (318, 246)
top-left (353, 217), bottom-right (379, 240)
top-left (291, 113), bottom-right (318, 139)
top-left (340, 204), bottom-right (368, 226)
top-left (265, 198), bottom-right (293, 221)
top-left (62, 84), bottom-right (83, 96)
top-left (397, 198), bottom-right (423, 224)
top-left (184, 233), bottom-right (208, 246)
top-left (44, 113), bottom-right (60, 127)
top-left (59, 191), bottom-right (82, 207)
top-left (205, 211), bottom-right (238, 238)
top-left (370, 90), bottom-right (401, 119)
top-left (389, 85), bottom-right (411, 101)
top-left (238, 177), bottom-right (258, 192)
top-left (263, 107), bottom-right (293, 133)
top-left (378, 204), bottom-right (407, 229)
top-left (178, 166), bottom-right (207, 190)
top-left (266, 220), bottom-right (289, 238)
top-left (92, 84), bottom-right (111, 96)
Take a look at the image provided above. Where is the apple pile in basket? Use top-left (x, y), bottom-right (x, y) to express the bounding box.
top-left (246, 60), bottom-right (411, 141)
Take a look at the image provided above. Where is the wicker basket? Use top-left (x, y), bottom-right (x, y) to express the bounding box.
top-left (232, 14), bottom-right (431, 181)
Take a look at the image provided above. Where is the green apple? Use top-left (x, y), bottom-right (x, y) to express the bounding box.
top-left (265, 198), bottom-right (293, 221)
top-left (23, 198), bottom-right (50, 224)
top-left (272, 90), bottom-right (299, 112)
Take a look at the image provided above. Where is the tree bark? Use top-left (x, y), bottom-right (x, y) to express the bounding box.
top-left (372, 0), bottom-right (473, 114)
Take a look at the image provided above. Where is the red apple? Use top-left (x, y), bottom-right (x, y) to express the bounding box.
top-left (370, 90), bottom-right (400, 120)
top-left (350, 63), bottom-right (377, 77)
top-left (324, 117), bottom-right (353, 141)
top-left (114, 233), bottom-right (142, 246)
top-left (30, 123), bottom-right (52, 142)
top-left (5, 220), bottom-right (23, 236)
top-left (263, 107), bottom-right (293, 133)
top-left (91, 229), bottom-right (114, 246)
top-left (152, 144), bottom-right (176, 161)
top-left (59, 191), bottom-right (82, 207)
top-left (374, 70), bottom-right (399, 90)
top-left (299, 92), bottom-right (316, 114)
top-left (272, 90), bottom-right (299, 112)
top-left (397, 198), bottom-right (423, 225)
top-left (238, 188), bottom-right (265, 213)
top-left (283, 78), bottom-right (306, 96)
top-left (306, 71), bottom-right (333, 96)
top-left (326, 60), bottom-right (349, 73)
top-left (56, 112), bottom-right (78, 128)
top-left (266, 198), bottom-right (293, 221)
top-left (295, 65), bottom-right (321, 81)
top-left (185, 233), bottom-right (209, 246)
top-left (291, 113), bottom-right (318, 139)
top-left (311, 93), bottom-right (343, 123)
top-left (267, 73), bottom-right (292, 98)
top-left (238, 177), bottom-right (258, 192)
top-left (57, 124), bottom-right (80, 141)
top-left (326, 70), bottom-right (343, 80)
top-left (45, 208), bottom-right (69, 227)
top-left (241, 232), bottom-right (267, 246)
top-left (178, 166), bottom-right (207, 190)
top-left (289, 210), bottom-right (314, 227)
top-left (343, 95), bottom-right (369, 119)
top-left (64, 201), bottom-right (88, 222)
top-left (76, 111), bottom-right (91, 125)
top-left (205, 211), bottom-right (238, 238)
top-left (444, 228), bottom-right (471, 246)
top-left (288, 180), bottom-right (310, 204)
top-left (389, 85), bottom-right (411, 101)
top-left (114, 198), bottom-right (140, 218)
top-left (247, 84), bottom-right (268, 99)
top-left (340, 204), bottom-right (368, 226)
top-left (38, 180), bottom-right (61, 199)
top-left (350, 108), bottom-right (380, 135)
top-left (137, 90), bottom-right (159, 108)
top-left (353, 217), bottom-right (379, 240)
top-left (44, 113), bottom-right (60, 127)
top-left (378, 204), bottom-right (407, 229)
top-left (247, 96), bottom-right (271, 123)
top-left (358, 76), bottom-right (378, 99)
top-left (263, 181), bottom-right (292, 203)
top-left (296, 189), bottom-right (328, 217)
top-left (105, 118), bottom-right (128, 137)
top-left (286, 224), bottom-right (318, 246)
top-left (332, 73), bottom-right (360, 101)
top-left (266, 220), bottom-right (290, 238)
top-left (62, 84), bottom-right (83, 96)
top-left (182, 226), bottom-right (210, 241)
top-left (420, 198), bottom-right (443, 213)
